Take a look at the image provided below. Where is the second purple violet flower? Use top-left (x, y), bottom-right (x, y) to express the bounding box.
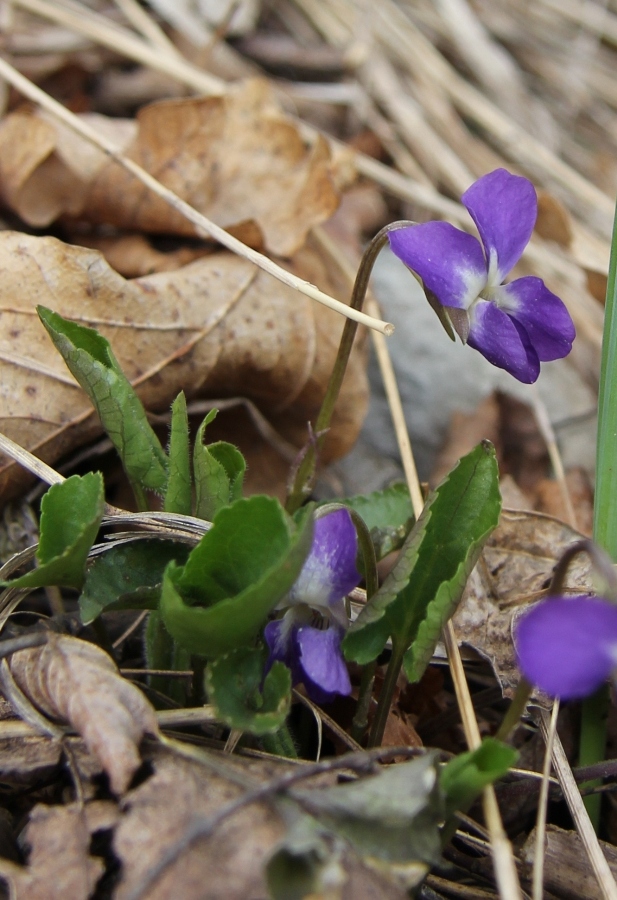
top-left (388, 168), bottom-right (576, 384)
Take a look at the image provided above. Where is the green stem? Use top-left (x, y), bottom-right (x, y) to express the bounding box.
top-left (261, 723), bottom-right (298, 759)
top-left (351, 660), bottom-right (377, 744)
top-left (367, 642), bottom-right (405, 748)
top-left (581, 197), bottom-right (617, 830)
top-left (495, 678), bottom-right (532, 743)
top-left (285, 223), bottom-right (411, 514)
top-left (579, 687), bottom-right (608, 827)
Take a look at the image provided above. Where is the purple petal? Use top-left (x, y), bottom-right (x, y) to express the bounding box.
top-left (467, 299), bottom-right (540, 383)
top-left (289, 509), bottom-right (360, 613)
top-left (498, 276), bottom-right (576, 361)
top-left (296, 625), bottom-right (352, 703)
top-left (388, 222), bottom-right (487, 310)
top-left (462, 169), bottom-right (537, 283)
top-left (516, 596), bottom-right (617, 699)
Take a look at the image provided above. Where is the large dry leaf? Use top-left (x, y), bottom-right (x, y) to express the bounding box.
top-left (0, 803), bottom-right (108, 900)
top-left (453, 509), bottom-right (592, 698)
top-left (113, 746), bottom-right (407, 900)
top-left (8, 633), bottom-right (158, 794)
top-left (0, 231), bottom-right (367, 501)
top-left (0, 79), bottom-right (348, 257)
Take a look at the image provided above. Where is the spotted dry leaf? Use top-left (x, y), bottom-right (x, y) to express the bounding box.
top-left (0, 79), bottom-right (349, 257)
top-left (8, 633), bottom-right (158, 793)
top-left (0, 801), bottom-right (118, 900)
top-left (0, 231), bottom-right (367, 501)
top-left (453, 509), bottom-right (592, 698)
top-left (0, 803), bottom-right (107, 900)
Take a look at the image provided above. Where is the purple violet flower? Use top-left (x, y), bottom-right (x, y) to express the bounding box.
top-left (388, 168), bottom-right (575, 383)
top-left (264, 508), bottom-right (361, 704)
top-left (515, 595), bottom-right (617, 699)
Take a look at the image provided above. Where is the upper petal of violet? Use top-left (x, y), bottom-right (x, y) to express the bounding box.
top-left (296, 625), bottom-right (352, 703)
top-left (388, 221), bottom-right (487, 310)
top-left (288, 508), bottom-right (360, 613)
top-left (498, 276), bottom-right (576, 362)
top-left (516, 595), bottom-right (617, 699)
top-left (467, 299), bottom-right (540, 383)
top-left (462, 169), bottom-right (537, 284)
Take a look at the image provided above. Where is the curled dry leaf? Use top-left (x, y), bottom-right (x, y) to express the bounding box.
top-left (453, 509), bottom-right (592, 698)
top-left (0, 231), bottom-right (367, 501)
top-left (0, 79), bottom-right (350, 257)
top-left (8, 633), bottom-right (158, 794)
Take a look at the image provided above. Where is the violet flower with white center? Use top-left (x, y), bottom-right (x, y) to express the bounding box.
top-left (515, 595), bottom-right (617, 699)
top-left (388, 168), bottom-right (575, 383)
top-left (264, 508), bottom-right (360, 704)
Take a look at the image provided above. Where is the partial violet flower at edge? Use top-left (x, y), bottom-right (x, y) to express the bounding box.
top-left (515, 595), bottom-right (617, 700)
top-left (388, 168), bottom-right (576, 384)
top-left (264, 508), bottom-right (361, 704)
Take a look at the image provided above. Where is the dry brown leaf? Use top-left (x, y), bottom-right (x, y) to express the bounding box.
top-left (113, 746), bottom-right (407, 900)
top-left (453, 509), bottom-right (592, 698)
top-left (0, 230), bottom-right (367, 501)
top-left (521, 824), bottom-right (617, 900)
top-left (535, 190), bottom-right (574, 247)
top-left (8, 633), bottom-right (158, 794)
top-left (0, 803), bottom-right (106, 900)
top-left (0, 79), bottom-right (348, 257)
top-left (533, 466), bottom-right (594, 536)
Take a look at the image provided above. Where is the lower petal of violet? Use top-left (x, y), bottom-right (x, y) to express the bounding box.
top-left (296, 625), bottom-right (352, 704)
top-left (500, 276), bottom-right (576, 361)
top-left (515, 595), bottom-right (617, 700)
top-left (264, 618), bottom-right (352, 704)
top-left (467, 299), bottom-right (540, 383)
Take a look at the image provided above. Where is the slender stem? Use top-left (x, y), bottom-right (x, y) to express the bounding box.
top-left (286, 223), bottom-right (411, 513)
top-left (351, 661), bottom-right (377, 745)
top-left (579, 687), bottom-right (608, 827)
top-left (495, 678), bottom-right (532, 743)
top-left (260, 723), bottom-right (298, 759)
top-left (367, 643), bottom-right (405, 748)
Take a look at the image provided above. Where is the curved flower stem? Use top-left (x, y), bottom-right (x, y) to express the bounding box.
top-left (286, 223), bottom-right (413, 515)
top-left (367, 642), bottom-right (405, 749)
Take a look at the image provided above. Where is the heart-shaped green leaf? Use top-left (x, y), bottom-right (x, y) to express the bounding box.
top-left (206, 646), bottom-right (291, 734)
top-left (3, 472), bottom-right (104, 589)
top-left (160, 496), bottom-right (313, 656)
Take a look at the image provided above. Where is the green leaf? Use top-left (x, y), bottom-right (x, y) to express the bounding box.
top-left (38, 306), bottom-right (168, 493)
top-left (206, 646), bottom-right (291, 733)
top-left (193, 410), bottom-right (246, 520)
top-left (160, 496), bottom-right (313, 656)
top-left (79, 539), bottom-right (190, 624)
top-left (343, 442), bottom-right (501, 681)
top-left (164, 392), bottom-right (192, 515)
top-left (3, 473), bottom-right (104, 590)
top-left (440, 738), bottom-right (517, 818)
top-left (295, 752), bottom-right (443, 865)
top-left (326, 483), bottom-right (415, 560)
top-left (266, 819), bottom-right (337, 900)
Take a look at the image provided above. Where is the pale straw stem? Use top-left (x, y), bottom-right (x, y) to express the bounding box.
top-left (539, 709), bottom-right (617, 900)
top-left (532, 699), bottom-right (560, 900)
